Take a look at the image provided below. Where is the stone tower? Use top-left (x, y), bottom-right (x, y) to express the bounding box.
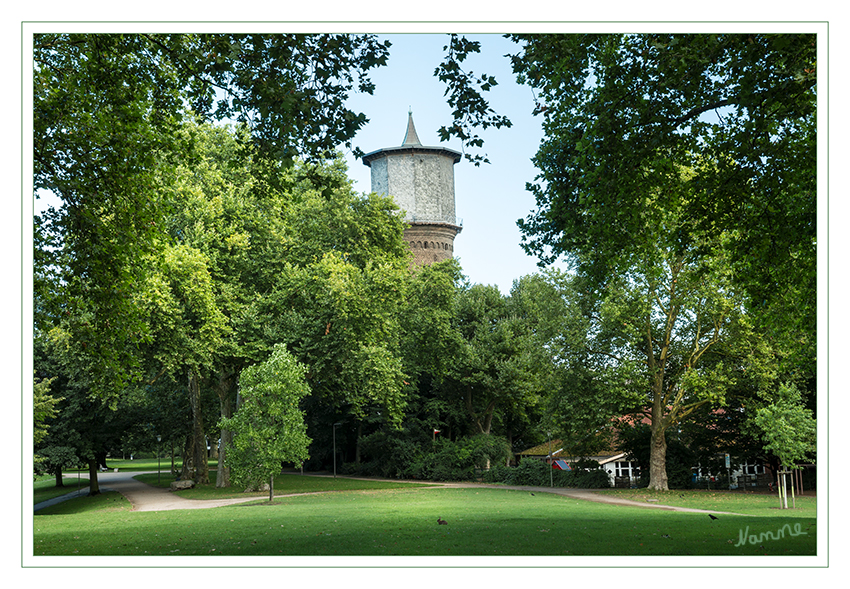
top-left (362, 112), bottom-right (462, 265)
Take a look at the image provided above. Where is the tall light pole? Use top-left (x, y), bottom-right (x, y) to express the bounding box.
top-left (333, 422), bottom-right (342, 478)
top-left (156, 435), bottom-right (162, 485)
top-left (548, 431), bottom-right (553, 488)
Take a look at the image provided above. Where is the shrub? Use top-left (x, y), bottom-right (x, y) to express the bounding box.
top-left (464, 434), bottom-right (512, 471)
top-left (560, 467), bottom-right (611, 488)
top-left (483, 464), bottom-right (513, 484)
top-left (356, 429), bottom-right (426, 479)
top-left (510, 458), bottom-right (551, 486)
top-left (404, 435), bottom-right (511, 482)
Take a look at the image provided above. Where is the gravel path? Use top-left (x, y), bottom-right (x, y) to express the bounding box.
top-left (34, 471), bottom-right (746, 515)
top-left (34, 470), bottom-right (261, 513)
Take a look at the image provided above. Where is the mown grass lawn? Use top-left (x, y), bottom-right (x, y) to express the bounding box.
top-left (596, 488), bottom-right (817, 517)
top-left (34, 475), bottom-right (90, 504)
top-left (33, 485), bottom-right (816, 557)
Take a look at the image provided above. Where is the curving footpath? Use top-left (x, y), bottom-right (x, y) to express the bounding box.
top-left (34, 470), bottom-right (263, 513)
top-left (34, 471), bottom-right (746, 515)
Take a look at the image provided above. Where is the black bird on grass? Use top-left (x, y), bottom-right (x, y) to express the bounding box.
top-left (708, 514), bottom-right (718, 520)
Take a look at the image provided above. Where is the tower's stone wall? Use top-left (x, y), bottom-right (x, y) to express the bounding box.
top-left (375, 152), bottom-right (457, 224)
top-left (405, 223), bottom-right (460, 265)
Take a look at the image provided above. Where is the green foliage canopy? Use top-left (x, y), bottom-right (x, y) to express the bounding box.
top-left (34, 33), bottom-right (391, 399)
top-left (507, 33), bottom-right (816, 350)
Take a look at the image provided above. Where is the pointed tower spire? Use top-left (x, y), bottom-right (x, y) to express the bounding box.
top-left (401, 109), bottom-right (422, 147)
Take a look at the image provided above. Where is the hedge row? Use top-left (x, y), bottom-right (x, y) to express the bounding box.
top-left (484, 458), bottom-right (611, 488)
top-left (343, 433), bottom-right (610, 488)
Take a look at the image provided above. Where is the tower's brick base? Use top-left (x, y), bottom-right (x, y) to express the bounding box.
top-left (405, 223), bottom-right (461, 265)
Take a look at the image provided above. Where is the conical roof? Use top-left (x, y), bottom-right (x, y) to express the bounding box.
top-left (401, 110), bottom-right (422, 146)
top-left (362, 111), bottom-right (461, 167)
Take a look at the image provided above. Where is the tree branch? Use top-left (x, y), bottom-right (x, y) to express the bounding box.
top-left (670, 99), bottom-right (735, 127)
top-left (587, 348), bottom-right (624, 363)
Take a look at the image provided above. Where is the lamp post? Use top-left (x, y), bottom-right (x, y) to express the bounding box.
top-left (156, 435), bottom-right (162, 485)
top-left (333, 422), bottom-right (342, 478)
top-left (548, 431), bottom-right (553, 488)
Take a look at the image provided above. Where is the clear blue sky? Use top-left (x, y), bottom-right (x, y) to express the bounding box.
top-left (337, 33), bottom-right (560, 294)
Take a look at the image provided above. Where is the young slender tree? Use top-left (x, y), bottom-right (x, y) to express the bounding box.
top-left (219, 344), bottom-right (312, 500)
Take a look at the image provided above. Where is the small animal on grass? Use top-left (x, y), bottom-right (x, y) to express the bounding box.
top-left (437, 517), bottom-right (448, 525)
top-left (708, 514), bottom-right (718, 521)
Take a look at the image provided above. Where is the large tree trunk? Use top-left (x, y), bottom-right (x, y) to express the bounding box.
top-left (188, 367), bottom-right (209, 484)
top-left (216, 369), bottom-right (236, 488)
top-left (54, 465), bottom-right (64, 488)
top-left (87, 458), bottom-right (100, 496)
top-left (482, 402), bottom-right (495, 435)
top-left (180, 434), bottom-right (194, 480)
top-left (216, 424), bottom-right (233, 488)
top-left (466, 386), bottom-right (496, 435)
top-left (648, 424), bottom-right (669, 490)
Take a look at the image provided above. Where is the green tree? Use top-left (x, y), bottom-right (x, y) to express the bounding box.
top-left (398, 260), bottom-right (464, 379)
top-left (502, 274), bottom-right (568, 450)
top-left (506, 33), bottom-right (815, 366)
top-left (219, 344), bottom-right (312, 499)
top-left (397, 259), bottom-right (467, 443)
top-left (151, 124), bottom-right (412, 482)
top-left (138, 242), bottom-right (229, 483)
top-left (435, 34), bottom-right (513, 165)
top-left (440, 283), bottom-right (548, 443)
top-left (277, 251), bottom-right (410, 428)
top-left (35, 445), bottom-right (78, 488)
top-left (346, 260), bottom-right (465, 477)
top-left (34, 33), bottom-right (391, 402)
top-left (34, 34), bottom-right (187, 400)
top-left (34, 327), bottom-right (150, 494)
top-left (547, 245), bottom-right (771, 490)
top-left (264, 165), bottom-right (413, 443)
top-left (752, 381), bottom-right (816, 469)
top-left (34, 374), bottom-right (60, 447)
top-left (528, 162), bottom-right (775, 490)
top-left (159, 121), bottom-right (293, 487)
